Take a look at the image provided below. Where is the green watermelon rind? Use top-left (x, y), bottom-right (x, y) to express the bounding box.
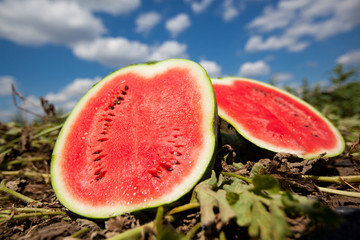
top-left (51, 59), bottom-right (218, 219)
top-left (212, 76), bottom-right (345, 159)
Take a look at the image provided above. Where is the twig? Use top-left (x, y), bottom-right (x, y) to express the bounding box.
top-left (165, 202), bottom-right (200, 216)
top-left (32, 123), bottom-right (63, 139)
top-left (106, 222), bottom-right (154, 240)
top-left (186, 222), bottom-right (201, 239)
top-left (302, 175), bottom-right (360, 185)
top-left (0, 207), bottom-right (61, 214)
top-left (8, 211), bottom-right (66, 221)
top-left (0, 179), bottom-right (38, 203)
top-left (348, 133), bottom-right (360, 168)
top-left (340, 179), bottom-right (360, 193)
top-left (0, 123), bottom-right (62, 155)
top-left (12, 84), bottom-right (43, 124)
top-left (1, 156), bottom-right (50, 168)
top-left (108, 202), bottom-right (200, 240)
top-left (317, 186), bottom-right (360, 198)
top-left (0, 209), bottom-right (15, 226)
top-left (0, 170), bottom-right (50, 183)
top-left (0, 207), bottom-right (66, 225)
top-left (221, 171), bottom-right (253, 184)
top-left (154, 206), bottom-right (164, 235)
top-left (70, 227), bottom-right (91, 238)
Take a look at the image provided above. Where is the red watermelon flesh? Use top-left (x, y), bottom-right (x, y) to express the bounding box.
top-left (212, 77), bottom-right (344, 159)
top-left (51, 59), bottom-right (217, 218)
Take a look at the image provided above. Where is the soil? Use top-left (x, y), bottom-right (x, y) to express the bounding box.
top-left (0, 121), bottom-right (359, 240)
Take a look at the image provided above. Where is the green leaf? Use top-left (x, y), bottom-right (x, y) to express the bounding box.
top-left (156, 225), bottom-right (187, 240)
top-left (225, 191), bottom-right (239, 205)
top-left (232, 162), bottom-right (243, 169)
top-left (269, 201), bottom-right (291, 240)
top-left (249, 162), bottom-right (266, 179)
top-left (231, 191), bottom-right (289, 240)
top-left (223, 177), bottom-right (250, 194)
top-left (194, 175), bottom-right (218, 226)
top-left (215, 190), bottom-right (236, 224)
top-left (248, 199), bottom-right (273, 239)
top-left (252, 175), bottom-right (280, 194)
top-left (194, 171), bottom-right (236, 226)
top-left (231, 191), bottom-right (253, 226)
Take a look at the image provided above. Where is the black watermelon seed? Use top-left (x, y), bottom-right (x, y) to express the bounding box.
top-left (125, 85), bottom-right (129, 90)
top-left (304, 125), bottom-right (309, 128)
top-left (118, 97), bottom-right (124, 101)
top-left (121, 90), bottom-right (127, 95)
top-left (314, 134), bottom-right (319, 138)
top-left (160, 162), bottom-right (173, 171)
top-left (109, 105), bottom-right (114, 110)
top-left (95, 177), bottom-right (102, 181)
top-left (173, 151), bottom-right (182, 156)
top-left (95, 172), bottom-right (100, 175)
top-left (93, 151), bottom-right (101, 154)
top-left (94, 158), bottom-right (101, 161)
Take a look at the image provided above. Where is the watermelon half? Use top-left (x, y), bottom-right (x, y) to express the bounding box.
top-left (212, 77), bottom-right (344, 159)
top-left (51, 59), bottom-right (217, 218)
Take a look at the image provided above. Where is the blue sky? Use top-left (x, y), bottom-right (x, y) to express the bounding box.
top-left (0, 0), bottom-right (360, 122)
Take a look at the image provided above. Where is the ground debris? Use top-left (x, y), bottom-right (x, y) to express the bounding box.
top-left (259, 153), bottom-right (328, 196)
top-left (268, 152), bottom-right (329, 175)
top-left (5, 178), bottom-right (28, 192)
top-left (348, 133), bottom-right (360, 168)
top-left (105, 213), bottom-right (139, 233)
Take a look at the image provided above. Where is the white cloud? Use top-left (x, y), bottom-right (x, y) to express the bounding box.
top-left (135, 12), bottom-right (162, 34)
top-left (247, 9), bottom-right (288, 32)
top-left (238, 61), bottom-right (270, 77)
top-left (70, 0), bottom-right (140, 15)
top-left (165, 13), bottom-right (191, 37)
top-left (199, 60), bottom-right (222, 77)
top-left (185, 0), bottom-right (214, 13)
top-left (0, 0), bottom-right (106, 45)
top-left (245, 0), bottom-right (360, 52)
top-left (271, 73), bottom-right (293, 83)
top-left (73, 37), bottom-right (188, 67)
top-left (245, 35), bottom-right (309, 52)
top-left (149, 41), bottom-right (188, 61)
top-left (72, 37), bottom-right (150, 67)
top-left (45, 77), bottom-right (100, 111)
top-left (306, 60), bottom-right (318, 67)
top-left (222, 0), bottom-right (239, 21)
top-left (337, 49), bottom-right (360, 65)
top-left (0, 76), bottom-right (16, 96)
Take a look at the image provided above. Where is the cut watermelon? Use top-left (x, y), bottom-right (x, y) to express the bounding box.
top-left (212, 77), bottom-right (344, 159)
top-left (51, 59), bottom-right (217, 218)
